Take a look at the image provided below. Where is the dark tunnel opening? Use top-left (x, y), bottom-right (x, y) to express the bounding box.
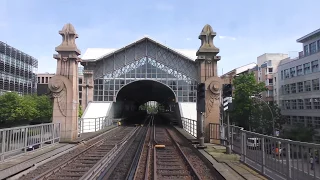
top-left (115, 80), bottom-right (180, 125)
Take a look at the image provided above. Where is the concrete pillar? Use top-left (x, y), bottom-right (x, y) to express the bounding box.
top-left (81, 70), bottom-right (94, 110)
top-left (48, 23), bottom-right (82, 142)
top-left (195, 24), bottom-right (221, 143)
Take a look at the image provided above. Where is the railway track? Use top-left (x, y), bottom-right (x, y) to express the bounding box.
top-left (134, 115), bottom-right (154, 180)
top-left (31, 126), bottom-right (138, 180)
top-left (97, 116), bottom-right (152, 180)
top-left (153, 126), bottom-right (201, 180)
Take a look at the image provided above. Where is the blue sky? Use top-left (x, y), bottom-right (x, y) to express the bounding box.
top-left (0, 0), bottom-right (319, 75)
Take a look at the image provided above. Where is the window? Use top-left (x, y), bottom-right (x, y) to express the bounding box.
top-left (268, 79), bottom-right (273, 85)
top-left (284, 69), bottom-right (290, 78)
top-left (315, 117), bottom-right (320, 128)
top-left (284, 84), bottom-right (290, 94)
top-left (312, 79), bottom-right (319, 91)
top-left (285, 100), bottom-right (290, 109)
top-left (274, 77), bottom-right (276, 83)
top-left (290, 67), bottom-right (296, 77)
top-left (281, 70), bottom-right (284, 80)
top-left (291, 99), bottom-right (297, 109)
top-left (285, 116), bottom-right (291, 125)
top-left (304, 80), bottom-right (311, 91)
top-left (268, 60), bottom-right (272, 66)
top-left (290, 83), bottom-right (296, 93)
top-left (268, 90), bottom-right (273, 97)
top-left (313, 98), bottom-right (320, 109)
top-left (297, 65), bottom-right (303, 76)
top-left (303, 63), bottom-right (311, 74)
top-left (297, 82), bottom-right (303, 92)
top-left (268, 68), bottom-right (273, 73)
top-left (292, 116), bottom-right (298, 125)
top-left (281, 85), bottom-right (284, 95)
top-left (298, 116), bottom-right (305, 125)
top-left (309, 42), bottom-right (317, 54)
top-left (306, 116), bottom-right (313, 127)
top-left (45, 77), bottom-right (48, 83)
top-left (305, 98), bottom-right (312, 109)
top-left (311, 60), bottom-right (319, 72)
top-left (318, 40), bottom-right (320, 52)
top-left (304, 45), bottom-right (309, 56)
top-left (298, 99), bottom-right (304, 109)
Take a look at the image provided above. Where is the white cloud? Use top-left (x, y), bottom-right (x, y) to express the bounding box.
top-left (219, 36), bottom-right (236, 41)
top-left (186, 38), bottom-right (191, 41)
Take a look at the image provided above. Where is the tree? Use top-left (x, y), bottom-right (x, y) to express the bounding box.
top-left (33, 95), bottom-right (53, 123)
top-left (250, 101), bottom-right (285, 135)
top-left (281, 125), bottom-right (316, 142)
top-left (231, 73), bottom-right (267, 130)
top-left (0, 92), bottom-right (53, 127)
top-left (0, 92), bottom-right (23, 123)
top-left (79, 105), bottom-right (83, 118)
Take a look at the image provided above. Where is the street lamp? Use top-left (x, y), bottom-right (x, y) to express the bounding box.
top-left (250, 96), bottom-right (275, 136)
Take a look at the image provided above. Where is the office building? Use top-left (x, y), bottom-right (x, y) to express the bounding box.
top-left (277, 28), bottom-right (320, 141)
top-left (0, 41), bottom-right (38, 95)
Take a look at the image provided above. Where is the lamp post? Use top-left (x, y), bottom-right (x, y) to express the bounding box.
top-left (250, 96), bottom-right (275, 136)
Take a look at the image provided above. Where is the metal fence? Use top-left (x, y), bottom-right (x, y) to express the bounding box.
top-left (78, 116), bottom-right (113, 134)
top-left (181, 117), bottom-right (197, 138)
top-left (209, 123), bottom-right (320, 180)
top-left (0, 123), bottom-right (60, 162)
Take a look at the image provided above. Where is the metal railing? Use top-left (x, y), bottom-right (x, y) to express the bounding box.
top-left (0, 123), bottom-right (60, 162)
top-left (78, 116), bottom-right (114, 134)
top-left (209, 123), bottom-right (320, 180)
top-left (181, 117), bottom-right (197, 138)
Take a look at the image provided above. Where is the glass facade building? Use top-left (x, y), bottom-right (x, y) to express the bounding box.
top-left (93, 57), bottom-right (197, 102)
top-left (0, 41), bottom-right (38, 95)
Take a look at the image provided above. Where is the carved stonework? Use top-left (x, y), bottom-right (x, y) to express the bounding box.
top-left (196, 24), bottom-right (220, 56)
top-left (49, 77), bottom-right (67, 117)
top-left (50, 23), bottom-right (81, 142)
top-left (55, 23), bottom-right (81, 55)
top-left (205, 79), bottom-right (221, 118)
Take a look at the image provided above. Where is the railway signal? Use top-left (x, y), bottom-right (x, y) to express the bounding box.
top-left (222, 84), bottom-right (233, 112)
top-left (197, 83), bottom-right (206, 113)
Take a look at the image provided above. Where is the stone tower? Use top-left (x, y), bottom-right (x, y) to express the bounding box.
top-left (196, 24), bottom-right (221, 142)
top-left (48, 23), bottom-right (81, 142)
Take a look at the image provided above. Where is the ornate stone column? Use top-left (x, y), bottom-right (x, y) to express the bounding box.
top-left (195, 24), bottom-right (221, 143)
top-left (81, 70), bottom-right (94, 110)
top-left (49, 23), bottom-right (81, 142)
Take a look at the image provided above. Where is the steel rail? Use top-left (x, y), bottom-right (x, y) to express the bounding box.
top-left (165, 128), bottom-right (202, 180)
top-left (79, 126), bottom-right (140, 180)
top-left (144, 115), bottom-right (153, 180)
top-left (153, 126), bottom-right (202, 180)
top-left (91, 115), bottom-right (151, 180)
top-left (125, 117), bottom-right (152, 180)
top-left (31, 127), bottom-right (134, 180)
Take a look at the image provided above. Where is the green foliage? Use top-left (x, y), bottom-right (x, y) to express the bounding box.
top-left (0, 92), bottom-right (53, 127)
top-left (249, 102), bottom-right (286, 135)
top-left (231, 73), bottom-right (267, 130)
top-left (281, 126), bottom-right (316, 142)
top-left (79, 105), bottom-right (83, 118)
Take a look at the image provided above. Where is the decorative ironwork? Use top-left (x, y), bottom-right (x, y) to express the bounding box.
top-left (90, 39), bottom-right (198, 103)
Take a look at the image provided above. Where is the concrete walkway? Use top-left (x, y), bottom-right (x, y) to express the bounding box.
top-left (204, 144), bottom-right (268, 180)
top-left (174, 126), bottom-right (268, 180)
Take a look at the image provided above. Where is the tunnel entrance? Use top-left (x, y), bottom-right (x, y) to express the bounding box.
top-left (115, 80), bottom-right (181, 125)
